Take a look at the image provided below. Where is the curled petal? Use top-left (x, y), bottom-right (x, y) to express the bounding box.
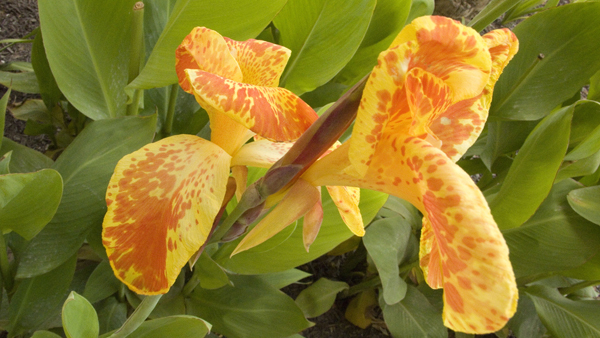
top-left (303, 187), bottom-right (324, 251)
top-left (232, 179), bottom-right (321, 255)
top-left (305, 139), bottom-right (517, 333)
top-left (176, 27), bottom-right (242, 93)
top-left (186, 69), bottom-right (318, 142)
top-left (231, 165), bottom-right (248, 201)
top-left (225, 38), bottom-right (291, 87)
top-left (327, 186), bottom-right (364, 236)
top-left (102, 135), bottom-right (231, 294)
top-left (481, 28), bottom-right (520, 109)
top-left (231, 139), bottom-right (294, 168)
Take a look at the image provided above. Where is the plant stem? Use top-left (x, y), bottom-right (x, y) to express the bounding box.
top-left (126, 1), bottom-right (145, 116)
top-left (0, 235), bottom-right (13, 292)
top-left (182, 267), bottom-right (202, 297)
top-left (109, 294), bottom-right (162, 338)
top-left (342, 275), bottom-right (381, 298)
top-left (163, 83), bottom-right (179, 136)
top-left (558, 280), bottom-right (600, 296)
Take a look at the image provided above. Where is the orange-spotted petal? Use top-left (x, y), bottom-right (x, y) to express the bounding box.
top-left (232, 178), bottom-right (321, 255)
top-left (176, 27), bottom-right (242, 93)
top-left (326, 186), bottom-right (364, 236)
top-left (390, 16), bottom-right (492, 100)
top-left (224, 38), bottom-right (291, 87)
top-left (186, 69), bottom-right (318, 142)
top-left (304, 139), bottom-right (517, 334)
top-left (102, 135), bottom-right (231, 295)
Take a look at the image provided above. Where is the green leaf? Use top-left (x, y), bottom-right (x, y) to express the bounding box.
top-left (0, 169), bottom-right (62, 240)
top-left (275, 0), bottom-right (376, 95)
top-left (468, 0), bottom-right (520, 32)
top-left (503, 180), bottom-right (600, 279)
top-left (1, 88), bottom-right (9, 150)
top-left (195, 253), bottom-right (230, 290)
top-left (83, 260), bottom-right (122, 304)
top-left (567, 185), bottom-right (600, 225)
top-left (0, 151), bottom-right (12, 174)
top-left (506, 293), bottom-right (547, 338)
top-left (127, 316), bottom-right (211, 338)
top-left (480, 119), bottom-right (539, 169)
top-left (490, 2), bottom-right (600, 120)
top-left (334, 0), bottom-right (411, 86)
top-left (187, 275), bottom-right (310, 338)
top-left (489, 105), bottom-right (573, 229)
top-left (0, 70), bottom-right (39, 94)
top-left (38, 0), bottom-right (138, 119)
top-left (96, 297), bottom-right (127, 335)
top-left (557, 150), bottom-right (600, 182)
top-left (380, 285), bottom-right (446, 338)
top-left (128, 0), bottom-right (288, 91)
top-left (0, 138), bottom-right (53, 173)
top-left (31, 32), bottom-right (62, 110)
top-left (8, 99), bottom-right (53, 124)
top-left (406, 0), bottom-right (435, 23)
top-left (7, 255), bottom-right (76, 335)
top-left (31, 331), bottom-right (63, 338)
top-left (295, 278), bottom-right (348, 318)
top-left (525, 285), bottom-right (600, 337)
top-left (253, 269), bottom-right (311, 289)
top-left (565, 101), bottom-right (600, 161)
top-left (363, 217), bottom-right (410, 305)
top-left (16, 115), bottom-right (157, 278)
top-left (62, 292), bottom-right (99, 338)
top-left (215, 189), bottom-right (387, 274)
top-left (589, 69), bottom-right (600, 101)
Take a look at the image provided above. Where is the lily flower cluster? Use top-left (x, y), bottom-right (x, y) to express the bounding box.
top-left (103, 16), bottom-right (519, 334)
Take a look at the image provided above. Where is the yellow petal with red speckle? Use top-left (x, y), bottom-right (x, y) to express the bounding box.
top-left (231, 139), bottom-right (294, 168)
top-left (102, 135), bottom-right (231, 295)
top-left (232, 178), bottom-right (321, 255)
top-left (186, 69), bottom-right (318, 142)
top-left (225, 38), bottom-right (291, 87)
top-left (176, 27), bottom-right (242, 93)
top-left (326, 186), bottom-right (364, 236)
top-left (304, 139), bottom-right (517, 334)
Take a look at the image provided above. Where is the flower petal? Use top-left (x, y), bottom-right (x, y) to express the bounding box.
top-left (176, 27), bottom-right (242, 93)
top-left (224, 38), bottom-right (291, 87)
top-left (305, 139), bottom-right (517, 333)
top-left (186, 69), bottom-right (318, 142)
top-left (102, 135), bottom-right (231, 294)
top-left (303, 187), bottom-right (323, 251)
top-left (231, 139), bottom-right (294, 168)
top-left (327, 186), bottom-right (364, 236)
top-left (232, 178), bottom-right (321, 255)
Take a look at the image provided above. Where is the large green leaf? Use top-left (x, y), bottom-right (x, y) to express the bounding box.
top-left (489, 2), bottom-right (600, 120)
top-left (38, 0), bottom-right (137, 119)
top-left (567, 185), bottom-right (600, 226)
top-left (363, 217), bottom-right (410, 305)
top-left (62, 292), bottom-right (99, 338)
top-left (214, 189), bottom-right (387, 274)
top-left (502, 180), bottom-right (600, 279)
top-left (525, 285), bottom-right (600, 338)
top-left (128, 0), bottom-right (288, 91)
top-left (274, 0), bottom-right (376, 95)
top-left (334, 0), bottom-right (412, 85)
top-left (31, 32), bottom-right (62, 110)
top-left (294, 278), bottom-right (348, 318)
top-left (16, 115), bottom-right (157, 278)
top-left (0, 138), bottom-right (53, 173)
top-left (0, 169), bottom-right (62, 240)
top-left (186, 275), bottom-right (310, 338)
top-left (7, 255), bottom-right (76, 335)
top-left (380, 285), bottom-right (446, 338)
top-left (489, 105), bottom-right (573, 229)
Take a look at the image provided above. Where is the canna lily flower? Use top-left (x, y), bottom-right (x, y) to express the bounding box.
top-left (102, 27), bottom-right (320, 295)
top-left (236, 16), bottom-right (519, 334)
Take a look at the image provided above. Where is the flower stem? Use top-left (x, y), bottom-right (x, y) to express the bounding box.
top-left (109, 294), bottom-right (162, 338)
top-left (0, 235), bottom-right (13, 292)
top-left (126, 2), bottom-right (145, 116)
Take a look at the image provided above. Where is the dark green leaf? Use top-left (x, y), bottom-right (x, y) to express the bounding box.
top-left (490, 2), bottom-right (600, 120)
top-left (62, 292), bottom-right (99, 338)
top-left (565, 101), bottom-right (600, 161)
top-left (253, 269), bottom-right (311, 290)
top-left (380, 285), bottom-right (446, 338)
top-left (0, 169), bottom-right (62, 240)
top-left (96, 297), bottom-right (127, 335)
top-left (503, 180), bottom-right (600, 279)
top-left (0, 138), bottom-right (53, 173)
top-left (195, 252), bottom-right (230, 290)
top-left (489, 105), bottom-right (573, 229)
top-left (480, 119), bottom-right (538, 169)
top-left (506, 292), bottom-right (547, 338)
top-left (16, 115), bottom-right (157, 278)
top-left (295, 278), bottom-right (348, 318)
top-left (363, 217), bottom-right (410, 305)
top-left (187, 275), bottom-right (310, 338)
top-left (128, 0), bottom-right (288, 91)
top-left (567, 185), bottom-right (600, 225)
top-left (275, 0), bottom-right (376, 95)
top-left (525, 285), bottom-right (600, 337)
top-left (128, 316), bottom-right (211, 338)
top-left (7, 255), bottom-right (76, 335)
top-left (83, 260), bottom-right (122, 304)
top-left (0, 70), bottom-right (39, 94)
top-left (31, 32), bottom-right (62, 110)
top-left (468, 0), bottom-right (520, 32)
